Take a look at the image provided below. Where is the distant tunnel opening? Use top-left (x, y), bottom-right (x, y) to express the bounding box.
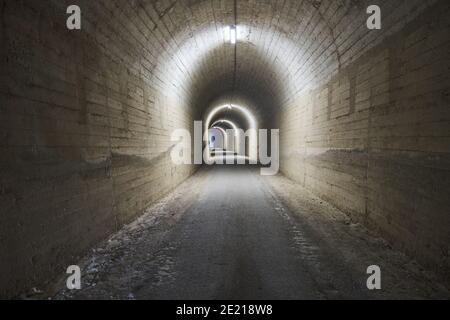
top-left (205, 103), bottom-right (259, 162)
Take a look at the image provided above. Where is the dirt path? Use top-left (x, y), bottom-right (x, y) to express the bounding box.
top-left (49, 166), bottom-right (449, 300)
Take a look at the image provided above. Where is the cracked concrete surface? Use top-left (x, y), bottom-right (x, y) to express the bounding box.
top-left (46, 166), bottom-right (449, 300)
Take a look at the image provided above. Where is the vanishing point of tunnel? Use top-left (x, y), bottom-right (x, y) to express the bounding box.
top-left (1, 0), bottom-right (450, 300)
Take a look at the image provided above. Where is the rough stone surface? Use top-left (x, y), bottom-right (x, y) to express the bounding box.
top-left (280, 1), bottom-right (450, 280)
top-left (0, 0), bottom-right (449, 297)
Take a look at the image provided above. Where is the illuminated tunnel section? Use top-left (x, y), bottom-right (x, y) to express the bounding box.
top-left (205, 103), bottom-right (258, 162)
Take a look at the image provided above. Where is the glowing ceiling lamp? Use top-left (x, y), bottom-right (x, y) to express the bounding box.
top-left (224, 25), bottom-right (237, 44)
top-left (230, 25), bottom-right (236, 44)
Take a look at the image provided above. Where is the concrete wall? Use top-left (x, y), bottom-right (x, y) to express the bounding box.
top-left (280, 1), bottom-right (450, 278)
top-left (0, 0), bottom-right (195, 297)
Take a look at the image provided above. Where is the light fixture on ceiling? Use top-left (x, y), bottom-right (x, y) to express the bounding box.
top-left (224, 25), bottom-right (237, 44)
top-left (230, 25), bottom-right (236, 44)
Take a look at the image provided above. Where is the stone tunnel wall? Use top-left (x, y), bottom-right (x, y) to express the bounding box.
top-left (280, 1), bottom-right (450, 278)
top-left (0, 0), bottom-right (195, 297)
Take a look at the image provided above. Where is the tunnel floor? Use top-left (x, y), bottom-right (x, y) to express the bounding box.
top-left (49, 166), bottom-right (449, 300)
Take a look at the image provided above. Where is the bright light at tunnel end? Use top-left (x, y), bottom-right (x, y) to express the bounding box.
top-left (170, 118), bottom-right (280, 176)
top-left (205, 104), bottom-right (258, 162)
top-left (170, 122), bottom-right (280, 176)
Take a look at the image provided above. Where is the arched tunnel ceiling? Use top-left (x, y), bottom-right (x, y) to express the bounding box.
top-left (105, 0), bottom-right (370, 124)
top-left (79, 0), bottom-right (431, 127)
top-left (154, 0), bottom-right (345, 120)
top-left (206, 94), bottom-right (262, 131)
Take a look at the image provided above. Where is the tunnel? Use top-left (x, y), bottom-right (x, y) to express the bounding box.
top-left (1, 0), bottom-right (449, 300)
